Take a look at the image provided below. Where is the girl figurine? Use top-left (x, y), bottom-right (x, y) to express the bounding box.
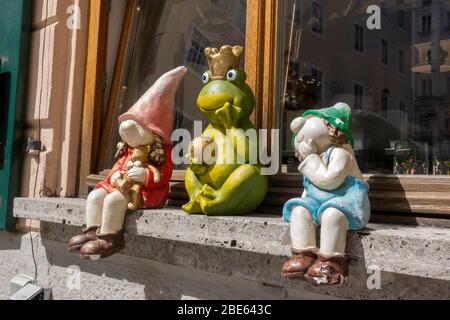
top-left (282, 102), bottom-right (370, 286)
top-left (68, 66), bottom-right (187, 260)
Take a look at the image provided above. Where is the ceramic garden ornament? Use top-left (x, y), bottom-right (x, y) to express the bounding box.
top-left (282, 103), bottom-right (370, 286)
top-left (182, 45), bottom-right (268, 215)
top-left (68, 66), bottom-right (187, 260)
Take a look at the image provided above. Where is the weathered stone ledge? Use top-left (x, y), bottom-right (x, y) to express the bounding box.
top-left (12, 197), bottom-right (450, 299)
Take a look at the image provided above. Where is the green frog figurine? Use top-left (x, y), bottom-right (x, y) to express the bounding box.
top-left (182, 45), bottom-right (268, 215)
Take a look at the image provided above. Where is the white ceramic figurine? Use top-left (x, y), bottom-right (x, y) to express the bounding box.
top-left (282, 102), bottom-right (370, 286)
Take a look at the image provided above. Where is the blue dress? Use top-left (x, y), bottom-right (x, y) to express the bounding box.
top-left (283, 147), bottom-right (370, 231)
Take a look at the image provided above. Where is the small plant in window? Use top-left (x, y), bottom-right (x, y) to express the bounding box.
top-left (433, 158), bottom-right (450, 175)
top-left (282, 103), bottom-right (371, 287)
top-left (445, 161), bottom-right (450, 174)
top-left (68, 67), bottom-right (187, 260)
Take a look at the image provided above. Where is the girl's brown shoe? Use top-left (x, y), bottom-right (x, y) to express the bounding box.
top-left (68, 226), bottom-right (100, 252)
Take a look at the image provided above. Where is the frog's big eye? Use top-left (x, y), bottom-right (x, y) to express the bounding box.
top-left (227, 69), bottom-right (238, 81)
top-left (202, 72), bottom-right (210, 84)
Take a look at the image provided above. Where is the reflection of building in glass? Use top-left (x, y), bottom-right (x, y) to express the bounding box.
top-left (281, 0), bottom-right (414, 173)
top-left (412, 3), bottom-right (450, 139)
top-left (411, 0), bottom-right (450, 172)
top-left (107, 0), bottom-right (246, 169)
top-left (281, 0), bottom-right (450, 174)
top-left (186, 28), bottom-right (210, 74)
top-left (184, 8), bottom-right (246, 78)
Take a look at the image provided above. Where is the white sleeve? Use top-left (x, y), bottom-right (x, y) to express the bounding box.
top-left (298, 148), bottom-right (351, 191)
top-left (301, 189), bottom-right (307, 198)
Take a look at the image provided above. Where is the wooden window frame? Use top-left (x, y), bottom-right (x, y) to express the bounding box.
top-left (82, 0), bottom-right (450, 227)
top-left (79, 0), bottom-right (109, 195)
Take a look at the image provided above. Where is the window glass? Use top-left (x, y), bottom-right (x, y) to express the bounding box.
top-left (354, 83), bottom-right (363, 109)
top-left (106, 0), bottom-right (246, 169)
top-left (381, 38), bottom-right (389, 65)
top-left (421, 14), bottom-right (432, 32)
top-left (399, 49), bottom-right (405, 74)
top-left (280, 0), bottom-right (450, 175)
top-left (354, 24), bottom-right (365, 53)
top-left (398, 9), bottom-right (405, 29)
top-left (311, 1), bottom-right (324, 35)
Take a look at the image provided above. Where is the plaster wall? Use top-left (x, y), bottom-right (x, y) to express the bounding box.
top-left (0, 231), bottom-right (330, 300)
top-left (21, 0), bottom-right (88, 198)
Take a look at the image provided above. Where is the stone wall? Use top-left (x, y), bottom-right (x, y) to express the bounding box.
top-left (0, 197), bottom-right (448, 300)
top-left (0, 231), bottom-right (329, 300)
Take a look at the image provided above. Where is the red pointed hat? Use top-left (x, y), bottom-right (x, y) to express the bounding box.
top-left (119, 66), bottom-right (187, 144)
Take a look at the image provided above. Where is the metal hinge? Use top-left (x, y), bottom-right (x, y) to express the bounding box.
top-left (26, 138), bottom-right (44, 156)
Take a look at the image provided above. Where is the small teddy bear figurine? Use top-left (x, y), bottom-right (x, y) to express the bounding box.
top-left (188, 137), bottom-right (216, 164)
top-left (282, 102), bottom-right (370, 287)
top-left (113, 138), bottom-right (164, 211)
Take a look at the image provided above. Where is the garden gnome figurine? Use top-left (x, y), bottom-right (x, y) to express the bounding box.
top-left (68, 66), bottom-right (187, 260)
top-left (282, 103), bottom-right (370, 286)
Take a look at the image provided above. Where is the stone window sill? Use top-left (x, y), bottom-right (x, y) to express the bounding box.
top-left (13, 197), bottom-right (450, 299)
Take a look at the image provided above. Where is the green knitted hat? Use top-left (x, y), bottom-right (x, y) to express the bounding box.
top-left (291, 103), bottom-right (353, 147)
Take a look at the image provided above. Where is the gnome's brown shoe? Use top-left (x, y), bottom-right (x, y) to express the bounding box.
top-left (304, 253), bottom-right (349, 287)
top-left (282, 249), bottom-right (317, 279)
top-left (79, 230), bottom-right (125, 260)
top-left (68, 226), bottom-right (99, 252)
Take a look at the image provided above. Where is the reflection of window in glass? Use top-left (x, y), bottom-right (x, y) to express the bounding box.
top-left (398, 9), bottom-right (405, 29)
top-left (421, 15), bottom-right (431, 33)
top-left (294, 0), bottom-right (302, 28)
top-left (446, 77), bottom-right (450, 95)
top-left (422, 79), bottom-right (432, 96)
top-left (419, 113), bottom-right (430, 132)
top-left (311, 1), bottom-right (324, 36)
top-left (446, 112), bottom-right (450, 131)
top-left (311, 67), bottom-right (322, 82)
top-left (381, 38), bottom-right (389, 65)
top-left (210, 0), bottom-right (228, 10)
top-left (380, 1), bottom-right (388, 16)
top-left (381, 88), bottom-right (390, 118)
top-left (354, 83), bottom-right (363, 110)
top-left (186, 28), bottom-right (210, 74)
top-left (422, 0), bottom-right (432, 7)
top-left (232, 0), bottom-right (247, 35)
top-left (398, 49), bottom-right (405, 74)
top-left (354, 24), bottom-right (364, 53)
top-left (399, 101), bottom-right (405, 112)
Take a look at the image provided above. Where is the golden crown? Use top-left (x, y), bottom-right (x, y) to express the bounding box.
top-left (204, 45), bottom-right (244, 80)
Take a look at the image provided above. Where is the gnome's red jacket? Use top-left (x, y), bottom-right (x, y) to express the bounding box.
top-left (97, 144), bottom-right (173, 209)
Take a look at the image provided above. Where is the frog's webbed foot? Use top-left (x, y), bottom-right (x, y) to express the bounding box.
top-left (198, 185), bottom-right (223, 215)
top-left (183, 185), bottom-right (219, 214)
top-left (183, 167), bottom-right (205, 214)
top-left (182, 200), bottom-right (202, 214)
top-left (199, 184), bottom-right (218, 200)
